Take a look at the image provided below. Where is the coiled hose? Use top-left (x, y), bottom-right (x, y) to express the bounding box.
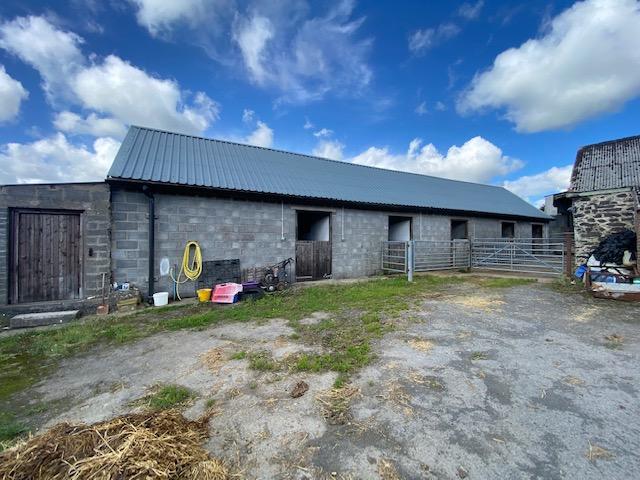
top-left (169, 241), bottom-right (202, 300)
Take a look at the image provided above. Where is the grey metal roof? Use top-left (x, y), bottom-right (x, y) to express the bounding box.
top-left (570, 135), bottom-right (640, 192)
top-left (107, 126), bottom-right (549, 220)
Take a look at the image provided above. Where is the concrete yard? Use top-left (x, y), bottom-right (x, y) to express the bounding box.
top-left (5, 279), bottom-right (640, 479)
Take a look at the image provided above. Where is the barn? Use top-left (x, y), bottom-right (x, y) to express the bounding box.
top-left (0, 125), bottom-right (549, 307)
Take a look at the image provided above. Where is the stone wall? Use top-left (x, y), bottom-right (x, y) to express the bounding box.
top-left (572, 189), bottom-right (636, 263)
top-left (111, 186), bottom-right (546, 295)
top-left (0, 183), bottom-right (111, 304)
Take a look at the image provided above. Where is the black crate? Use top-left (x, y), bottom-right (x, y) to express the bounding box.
top-left (196, 259), bottom-right (241, 289)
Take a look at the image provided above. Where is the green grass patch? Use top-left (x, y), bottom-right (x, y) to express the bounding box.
top-left (0, 412), bottom-right (27, 451)
top-left (248, 351), bottom-right (279, 371)
top-left (0, 274), bottom-right (468, 405)
top-left (137, 384), bottom-right (195, 410)
top-left (474, 277), bottom-right (537, 288)
top-left (230, 350), bottom-right (247, 360)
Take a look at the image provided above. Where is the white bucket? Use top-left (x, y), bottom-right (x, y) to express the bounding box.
top-left (152, 292), bottom-right (169, 307)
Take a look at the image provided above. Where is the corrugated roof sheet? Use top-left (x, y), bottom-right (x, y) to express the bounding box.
top-left (570, 135), bottom-right (640, 192)
top-left (107, 126), bottom-right (549, 220)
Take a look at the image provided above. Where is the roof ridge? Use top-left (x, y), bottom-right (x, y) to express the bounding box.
top-left (578, 133), bottom-right (640, 152)
top-left (128, 125), bottom-right (508, 191)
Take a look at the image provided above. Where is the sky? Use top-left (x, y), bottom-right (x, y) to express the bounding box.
top-left (0, 0), bottom-right (639, 206)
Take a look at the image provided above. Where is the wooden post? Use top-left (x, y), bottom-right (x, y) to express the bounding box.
top-left (563, 232), bottom-right (574, 277)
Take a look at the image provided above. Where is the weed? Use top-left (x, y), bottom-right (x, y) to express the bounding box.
top-left (248, 381), bottom-right (258, 390)
top-left (230, 350), bottom-right (247, 360)
top-left (471, 351), bottom-right (489, 361)
top-left (248, 351), bottom-right (279, 372)
top-left (0, 412), bottom-right (27, 450)
top-left (333, 374), bottom-right (349, 389)
top-left (205, 398), bottom-right (216, 409)
top-left (137, 384), bottom-right (195, 410)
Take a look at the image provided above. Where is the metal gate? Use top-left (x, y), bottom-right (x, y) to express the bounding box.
top-left (414, 240), bottom-right (470, 271)
top-left (381, 241), bottom-right (407, 273)
top-left (382, 238), bottom-right (566, 277)
top-left (471, 238), bottom-right (565, 275)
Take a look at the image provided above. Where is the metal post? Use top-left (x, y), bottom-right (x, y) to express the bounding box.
top-left (407, 240), bottom-right (414, 282)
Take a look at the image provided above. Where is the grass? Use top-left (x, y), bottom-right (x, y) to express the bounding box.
top-left (474, 277), bottom-right (536, 288)
top-left (230, 350), bottom-right (247, 360)
top-left (471, 351), bottom-right (489, 361)
top-left (137, 384), bottom-right (195, 410)
top-left (0, 273), bottom-right (494, 445)
top-left (0, 412), bottom-right (27, 451)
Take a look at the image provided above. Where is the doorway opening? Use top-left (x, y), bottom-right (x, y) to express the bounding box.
top-left (501, 221), bottom-right (516, 239)
top-left (451, 219), bottom-right (468, 240)
top-left (388, 216), bottom-right (412, 241)
top-left (295, 210), bottom-right (332, 281)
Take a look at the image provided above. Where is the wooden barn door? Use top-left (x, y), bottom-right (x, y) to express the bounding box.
top-left (295, 241), bottom-right (332, 281)
top-left (11, 210), bottom-right (82, 303)
top-left (295, 210), bottom-right (332, 282)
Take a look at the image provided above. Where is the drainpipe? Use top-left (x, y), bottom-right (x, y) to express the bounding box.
top-left (142, 185), bottom-right (155, 301)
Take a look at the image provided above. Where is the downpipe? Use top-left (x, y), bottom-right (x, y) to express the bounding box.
top-left (142, 185), bottom-right (155, 302)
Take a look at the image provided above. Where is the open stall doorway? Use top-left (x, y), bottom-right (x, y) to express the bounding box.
top-left (295, 210), bottom-right (332, 281)
top-left (388, 216), bottom-right (412, 241)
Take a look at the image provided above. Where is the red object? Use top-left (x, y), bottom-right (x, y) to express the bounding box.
top-left (211, 283), bottom-right (243, 304)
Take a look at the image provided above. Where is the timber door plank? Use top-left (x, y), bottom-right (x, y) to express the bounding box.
top-left (12, 211), bottom-right (81, 303)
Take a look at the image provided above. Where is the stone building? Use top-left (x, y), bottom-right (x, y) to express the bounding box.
top-left (554, 134), bottom-right (640, 265)
top-left (0, 126), bottom-right (549, 307)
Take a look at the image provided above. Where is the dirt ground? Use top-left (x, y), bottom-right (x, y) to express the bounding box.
top-left (11, 280), bottom-right (640, 479)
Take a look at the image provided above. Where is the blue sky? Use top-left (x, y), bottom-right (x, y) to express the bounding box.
top-left (0, 0), bottom-right (639, 205)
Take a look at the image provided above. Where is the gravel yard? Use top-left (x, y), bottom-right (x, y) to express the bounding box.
top-left (2, 275), bottom-right (639, 479)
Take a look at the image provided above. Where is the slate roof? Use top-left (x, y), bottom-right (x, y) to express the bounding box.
top-left (107, 126), bottom-right (549, 220)
top-left (570, 135), bottom-right (640, 192)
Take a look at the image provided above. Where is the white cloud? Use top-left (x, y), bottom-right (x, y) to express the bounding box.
top-left (245, 120), bottom-right (273, 148)
top-left (458, 0), bottom-right (640, 132)
top-left (234, 15), bottom-right (274, 85)
top-left (53, 111), bottom-right (127, 138)
top-left (1, 16), bottom-right (220, 136)
top-left (129, 0), bottom-right (220, 36)
top-left (242, 108), bottom-right (255, 124)
top-left (408, 23), bottom-right (460, 55)
top-left (313, 139), bottom-right (344, 160)
top-left (435, 101), bottom-right (447, 111)
top-left (0, 16), bottom-right (84, 104)
top-left (503, 164), bottom-right (573, 204)
top-left (350, 136), bottom-right (522, 183)
top-left (458, 1), bottom-right (484, 20)
top-left (313, 128), bottom-right (333, 138)
top-left (233, 2), bottom-right (372, 104)
top-left (303, 117), bottom-right (314, 130)
top-left (72, 56), bottom-right (219, 135)
top-left (0, 65), bottom-right (28, 122)
top-left (415, 101), bottom-right (427, 115)
top-left (0, 133), bottom-right (120, 184)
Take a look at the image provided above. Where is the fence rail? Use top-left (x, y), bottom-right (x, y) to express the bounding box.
top-left (381, 241), bottom-right (407, 273)
top-left (382, 237), bottom-right (568, 278)
top-left (471, 239), bottom-right (564, 275)
top-left (413, 240), bottom-right (470, 272)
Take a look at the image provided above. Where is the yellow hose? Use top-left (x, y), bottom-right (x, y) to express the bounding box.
top-left (170, 241), bottom-right (202, 300)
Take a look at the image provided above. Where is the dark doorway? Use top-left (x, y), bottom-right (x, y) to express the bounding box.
top-left (451, 220), bottom-right (468, 240)
top-left (532, 224), bottom-right (543, 239)
top-left (501, 221), bottom-right (516, 239)
top-left (295, 210), bottom-right (331, 281)
top-left (10, 209), bottom-right (82, 303)
top-left (388, 216), bottom-right (412, 241)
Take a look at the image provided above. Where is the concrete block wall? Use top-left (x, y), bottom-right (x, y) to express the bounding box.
top-left (110, 186), bottom-right (550, 293)
top-left (572, 189), bottom-right (636, 263)
top-left (111, 188), bottom-right (297, 294)
top-left (0, 183), bottom-right (110, 304)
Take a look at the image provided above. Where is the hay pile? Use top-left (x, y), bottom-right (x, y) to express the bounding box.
top-left (0, 410), bottom-right (230, 480)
